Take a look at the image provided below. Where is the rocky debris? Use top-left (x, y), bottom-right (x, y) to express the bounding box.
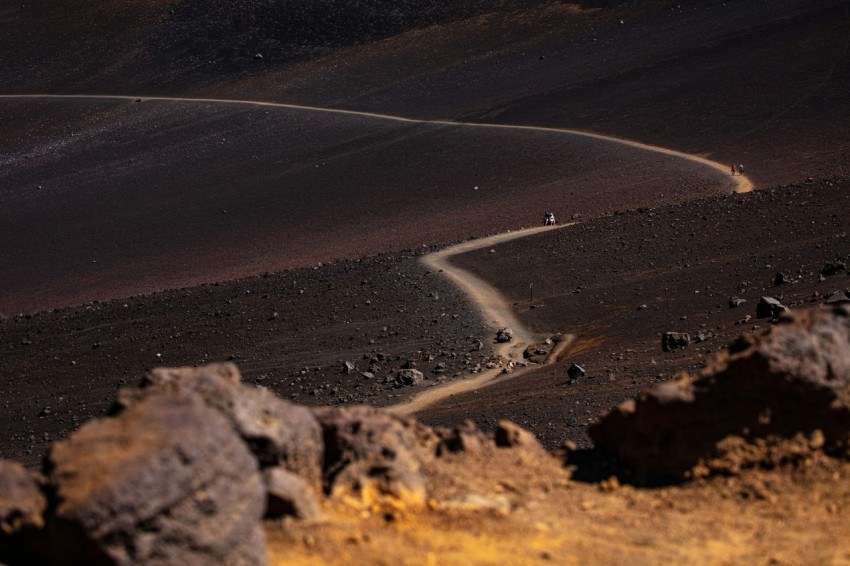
top-left (568, 363), bottom-right (586, 380)
top-left (693, 331), bottom-right (715, 343)
top-left (0, 461), bottom-right (45, 536)
top-left (494, 421), bottom-right (542, 451)
top-left (826, 291), bottom-right (850, 305)
top-left (590, 306), bottom-right (850, 481)
top-left (495, 328), bottom-right (513, 343)
top-left (433, 362), bottom-right (447, 374)
top-left (253, 52), bottom-right (264, 60)
top-left (263, 467), bottom-right (324, 521)
top-left (437, 420), bottom-right (487, 454)
top-left (661, 332), bottom-right (690, 352)
top-left (522, 338), bottom-right (554, 364)
top-left (342, 360), bottom-right (356, 374)
top-left (312, 406), bottom-right (435, 504)
top-left (822, 261), bottom-right (847, 276)
top-left (45, 391), bottom-right (267, 565)
top-left (774, 272), bottom-right (792, 286)
top-left (117, 364), bottom-right (323, 489)
top-left (728, 297), bottom-right (746, 308)
top-left (470, 339), bottom-right (484, 351)
top-left (756, 296), bottom-right (789, 319)
top-left (396, 368), bottom-right (424, 386)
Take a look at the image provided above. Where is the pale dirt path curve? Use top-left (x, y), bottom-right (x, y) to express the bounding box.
top-left (0, 93), bottom-right (752, 412)
top-left (0, 93), bottom-right (753, 193)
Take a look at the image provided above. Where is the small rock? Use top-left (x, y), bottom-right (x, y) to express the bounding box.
top-left (729, 297), bottom-right (746, 308)
top-left (661, 332), bottom-right (691, 352)
top-left (568, 363), bottom-right (586, 380)
top-left (342, 361), bottom-right (356, 374)
top-left (253, 52), bottom-right (264, 60)
top-left (494, 421), bottom-right (542, 450)
top-left (774, 272), bottom-right (792, 286)
top-left (822, 262), bottom-right (847, 276)
top-left (756, 296), bottom-right (789, 319)
top-left (396, 369), bottom-right (424, 386)
top-left (495, 328), bottom-right (513, 343)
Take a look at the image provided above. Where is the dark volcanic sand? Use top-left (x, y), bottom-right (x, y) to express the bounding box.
top-left (0, 97), bottom-right (732, 314)
top-left (0, 247), bottom-right (493, 467)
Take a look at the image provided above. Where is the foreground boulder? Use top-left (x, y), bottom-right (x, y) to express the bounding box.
top-left (590, 306), bottom-right (850, 480)
top-left (118, 364), bottom-right (323, 490)
top-left (45, 391), bottom-right (267, 565)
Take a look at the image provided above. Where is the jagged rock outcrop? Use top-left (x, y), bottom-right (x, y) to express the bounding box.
top-left (590, 306), bottom-right (850, 480)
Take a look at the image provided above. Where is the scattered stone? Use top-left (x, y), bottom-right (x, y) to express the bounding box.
top-left (756, 296), bottom-right (789, 319)
top-left (774, 272), bottom-right (792, 286)
top-left (661, 332), bottom-right (690, 352)
top-left (693, 331), bottom-right (715, 343)
top-left (822, 261), bottom-right (847, 276)
top-left (396, 368), bottom-right (424, 386)
top-left (826, 292), bottom-right (850, 305)
top-left (471, 339), bottom-right (484, 352)
top-left (591, 306), bottom-right (850, 480)
top-left (438, 420), bottom-right (487, 454)
top-left (568, 363), bottom-right (586, 380)
top-left (495, 328), bottom-right (513, 343)
top-left (263, 467), bottom-right (324, 521)
top-left (253, 52), bottom-right (264, 60)
top-left (433, 362), bottom-right (447, 374)
top-left (342, 361), bottom-right (356, 374)
top-left (361, 371), bottom-right (375, 380)
top-left (728, 297), bottom-right (746, 308)
top-left (495, 421), bottom-right (542, 451)
top-left (46, 391), bottom-right (267, 565)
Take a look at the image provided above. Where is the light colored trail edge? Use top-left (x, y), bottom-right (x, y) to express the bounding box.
top-left (0, 93), bottom-right (753, 412)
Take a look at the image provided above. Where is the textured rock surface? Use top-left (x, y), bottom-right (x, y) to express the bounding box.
top-left (590, 306), bottom-right (850, 480)
top-left (119, 363), bottom-right (324, 490)
top-left (313, 406), bottom-right (436, 503)
top-left (46, 391), bottom-right (267, 565)
top-left (263, 467), bottom-right (324, 521)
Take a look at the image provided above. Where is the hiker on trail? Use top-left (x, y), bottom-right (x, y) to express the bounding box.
top-left (543, 212), bottom-right (556, 226)
top-left (738, 164), bottom-right (745, 176)
top-left (731, 164), bottom-right (737, 176)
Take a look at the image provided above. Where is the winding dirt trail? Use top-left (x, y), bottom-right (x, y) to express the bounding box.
top-left (0, 93), bottom-right (753, 193)
top-left (0, 93), bottom-right (752, 412)
top-left (389, 225), bottom-right (574, 415)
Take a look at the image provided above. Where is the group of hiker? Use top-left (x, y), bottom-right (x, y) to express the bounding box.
top-left (731, 163), bottom-right (745, 176)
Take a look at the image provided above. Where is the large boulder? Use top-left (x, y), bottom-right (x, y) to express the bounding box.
top-left (590, 306), bottom-right (850, 480)
top-left (312, 406), bottom-right (436, 504)
top-left (45, 391), bottom-right (267, 565)
top-left (118, 364), bottom-right (323, 490)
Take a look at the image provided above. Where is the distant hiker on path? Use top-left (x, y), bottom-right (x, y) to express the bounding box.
top-left (738, 164), bottom-right (745, 176)
top-left (731, 164), bottom-right (737, 176)
top-left (543, 212), bottom-right (556, 226)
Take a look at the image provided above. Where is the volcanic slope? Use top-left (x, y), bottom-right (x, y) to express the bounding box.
top-left (0, 95), bottom-right (734, 314)
top-left (1, 1), bottom-right (848, 190)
